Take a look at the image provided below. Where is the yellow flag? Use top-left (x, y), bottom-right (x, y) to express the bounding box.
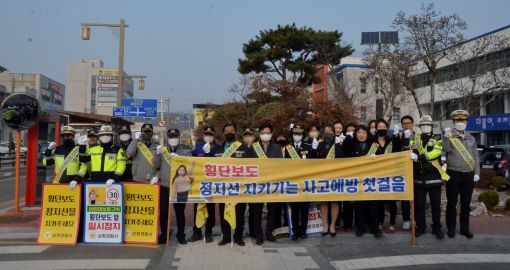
top-left (195, 203), bottom-right (209, 228)
top-left (224, 203), bottom-right (236, 230)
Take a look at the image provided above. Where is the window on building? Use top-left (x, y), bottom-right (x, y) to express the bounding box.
top-left (360, 78), bottom-right (367, 94)
top-left (391, 78), bottom-right (400, 95)
top-left (360, 106), bottom-right (367, 123)
top-left (375, 78), bottom-right (379, 94)
top-left (392, 107), bottom-right (400, 121)
top-left (486, 94), bottom-right (505, 115)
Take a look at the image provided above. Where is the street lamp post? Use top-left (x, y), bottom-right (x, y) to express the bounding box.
top-left (81, 19), bottom-right (128, 107)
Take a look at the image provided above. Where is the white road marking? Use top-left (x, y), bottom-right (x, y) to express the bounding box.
top-left (332, 253), bottom-right (510, 270)
top-left (0, 232), bottom-right (38, 239)
top-left (0, 259), bottom-right (150, 269)
top-left (0, 245), bottom-right (49, 254)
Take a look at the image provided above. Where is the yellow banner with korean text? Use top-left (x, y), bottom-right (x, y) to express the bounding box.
top-left (123, 183), bottom-right (160, 244)
top-left (37, 184), bottom-right (81, 245)
top-left (169, 151), bottom-right (414, 203)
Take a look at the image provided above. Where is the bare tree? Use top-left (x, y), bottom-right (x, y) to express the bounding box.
top-left (393, 3), bottom-right (467, 119)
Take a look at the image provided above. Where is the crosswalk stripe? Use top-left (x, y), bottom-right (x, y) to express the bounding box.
top-left (0, 259), bottom-right (150, 269)
top-left (0, 232), bottom-right (37, 239)
top-left (0, 245), bottom-right (49, 254)
top-left (332, 253), bottom-right (510, 270)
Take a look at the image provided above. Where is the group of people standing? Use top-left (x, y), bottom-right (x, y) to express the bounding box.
top-left (43, 108), bottom-right (479, 246)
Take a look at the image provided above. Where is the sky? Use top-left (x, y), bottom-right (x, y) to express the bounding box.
top-left (1, 0), bottom-right (509, 112)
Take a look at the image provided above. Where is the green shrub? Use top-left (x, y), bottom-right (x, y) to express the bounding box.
top-left (505, 198), bottom-right (510, 211)
top-left (492, 176), bottom-right (506, 190)
top-left (478, 191), bottom-right (500, 210)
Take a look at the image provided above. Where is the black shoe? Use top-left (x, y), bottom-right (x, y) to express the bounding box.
top-left (256, 239), bottom-right (263, 245)
top-left (266, 234), bottom-right (276, 242)
top-left (447, 231), bottom-right (455, 238)
top-left (321, 230), bottom-right (329, 236)
top-left (434, 230), bottom-right (445, 239)
top-left (291, 235), bottom-right (299, 241)
top-left (301, 234), bottom-right (307, 239)
top-left (177, 237), bottom-right (187, 245)
top-left (205, 233), bottom-right (213, 243)
top-left (373, 230), bottom-right (382, 238)
top-left (187, 233), bottom-right (202, 242)
top-left (330, 231), bottom-right (337, 237)
top-left (234, 239), bottom-right (245, 246)
top-left (415, 229), bottom-right (426, 237)
top-left (356, 230), bottom-right (365, 237)
top-left (218, 239), bottom-right (230, 246)
top-left (460, 231), bottom-right (473, 239)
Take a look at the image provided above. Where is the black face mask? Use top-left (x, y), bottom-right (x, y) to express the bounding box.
top-left (142, 132), bottom-right (152, 141)
top-left (225, 133), bottom-right (236, 143)
top-left (63, 139), bottom-right (74, 146)
top-left (324, 133), bottom-right (335, 142)
top-left (377, 129), bottom-right (388, 137)
top-left (277, 139), bottom-right (288, 147)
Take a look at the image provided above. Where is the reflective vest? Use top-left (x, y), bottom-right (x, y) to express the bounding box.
top-left (44, 145), bottom-right (87, 183)
top-left (80, 143), bottom-right (126, 182)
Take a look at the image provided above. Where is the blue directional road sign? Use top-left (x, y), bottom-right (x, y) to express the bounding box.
top-left (113, 107), bottom-right (125, 117)
top-left (121, 98), bottom-right (157, 118)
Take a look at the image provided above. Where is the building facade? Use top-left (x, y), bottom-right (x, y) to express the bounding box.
top-left (66, 59), bottom-right (133, 116)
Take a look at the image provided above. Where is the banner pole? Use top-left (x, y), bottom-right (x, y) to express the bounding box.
top-left (166, 201), bottom-right (171, 246)
top-left (410, 200), bottom-right (416, 246)
top-left (15, 130), bottom-right (21, 214)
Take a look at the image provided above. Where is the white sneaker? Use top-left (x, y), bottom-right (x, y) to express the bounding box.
top-left (402, 221), bottom-right (411, 230)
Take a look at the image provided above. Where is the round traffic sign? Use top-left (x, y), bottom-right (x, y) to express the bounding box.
top-left (158, 120), bottom-right (166, 127)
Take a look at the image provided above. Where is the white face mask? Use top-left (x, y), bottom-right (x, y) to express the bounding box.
top-left (119, 134), bottom-right (131, 142)
top-left (100, 135), bottom-right (112, 144)
top-left (168, 138), bottom-right (179, 147)
top-left (260, 134), bottom-right (272, 142)
top-left (420, 125), bottom-right (432, 134)
top-left (204, 136), bottom-right (214, 143)
top-left (293, 135), bottom-right (303, 143)
top-left (370, 128), bottom-right (376, 136)
top-left (455, 122), bottom-right (466, 131)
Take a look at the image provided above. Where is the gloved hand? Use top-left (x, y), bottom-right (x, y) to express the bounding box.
top-left (443, 127), bottom-right (452, 137)
top-left (203, 142), bottom-right (211, 153)
top-left (150, 176), bottom-right (159, 185)
top-left (346, 131), bottom-right (354, 138)
top-left (169, 152), bottom-right (178, 158)
top-left (393, 125), bottom-right (401, 135)
top-left (409, 153), bottom-right (418, 161)
top-left (134, 131), bottom-right (141, 140)
top-left (78, 135), bottom-right (88, 146)
top-left (156, 145), bottom-right (163, 155)
top-left (474, 174), bottom-right (480, 182)
top-left (369, 154), bottom-right (376, 157)
top-left (335, 134), bottom-right (346, 144)
top-left (404, 130), bottom-right (412, 139)
top-left (106, 179), bottom-right (115, 187)
top-left (312, 138), bottom-right (319, 150)
top-left (69, 180), bottom-right (78, 190)
top-left (441, 154), bottom-right (447, 162)
top-left (48, 142), bottom-right (56, 150)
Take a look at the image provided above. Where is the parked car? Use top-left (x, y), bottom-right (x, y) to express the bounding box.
top-left (0, 142), bottom-right (9, 155)
top-left (479, 145), bottom-right (510, 186)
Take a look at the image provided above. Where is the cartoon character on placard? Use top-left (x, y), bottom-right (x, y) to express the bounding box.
top-left (171, 161), bottom-right (195, 202)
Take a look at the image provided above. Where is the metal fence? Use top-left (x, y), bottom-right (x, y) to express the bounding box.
top-left (0, 153), bottom-right (27, 168)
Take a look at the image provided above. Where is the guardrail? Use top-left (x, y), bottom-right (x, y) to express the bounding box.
top-left (0, 153), bottom-right (27, 168)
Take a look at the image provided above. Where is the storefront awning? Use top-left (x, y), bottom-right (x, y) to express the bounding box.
top-left (54, 110), bottom-right (133, 126)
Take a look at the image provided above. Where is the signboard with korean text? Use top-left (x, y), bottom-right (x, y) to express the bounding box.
top-left (96, 69), bottom-right (119, 107)
top-left (467, 113), bottom-right (510, 132)
top-left (122, 98), bottom-right (157, 118)
top-left (83, 183), bottom-right (124, 244)
top-left (37, 184), bottom-right (81, 245)
top-left (169, 151), bottom-right (414, 203)
top-left (123, 183), bottom-right (160, 244)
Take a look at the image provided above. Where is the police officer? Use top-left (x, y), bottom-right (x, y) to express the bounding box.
top-left (409, 115), bottom-right (447, 239)
top-left (118, 126), bottom-right (133, 182)
top-left (44, 125), bottom-right (86, 189)
top-left (126, 124), bottom-right (160, 184)
top-left (79, 125), bottom-right (126, 186)
top-left (154, 128), bottom-right (189, 244)
top-left (188, 126), bottom-right (217, 243)
top-left (443, 110), bottom-right (480, 238)
top-left (81, 128), bottom-right (99, 181)
top-left (284, 124), bottom-right (312, 240)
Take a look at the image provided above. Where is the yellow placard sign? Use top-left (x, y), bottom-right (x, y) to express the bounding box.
top-left (170, 151), bottom-right (414, 203)
top-left (123, 183), bottom-right (160, 244)
top-left (37, 184), bottom-right (81, 245)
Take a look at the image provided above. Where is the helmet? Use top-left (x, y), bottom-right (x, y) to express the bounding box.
top-left (61, 125), bottom-right (76, 135)
top-left (98, 125), bottom-right (114, 136)
top-left (418, 115), bottom-right (434, 126)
